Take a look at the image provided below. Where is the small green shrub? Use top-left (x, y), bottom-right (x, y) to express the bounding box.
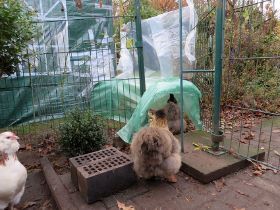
top-left (59, 109), bottom-right (107, 157)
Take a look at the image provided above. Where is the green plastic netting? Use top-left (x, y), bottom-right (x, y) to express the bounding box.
top-left (91, 77), bottom-right (202, 144)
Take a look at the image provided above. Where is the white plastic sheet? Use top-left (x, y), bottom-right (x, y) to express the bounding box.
top-left (117, 0), bottom-right (198, 78)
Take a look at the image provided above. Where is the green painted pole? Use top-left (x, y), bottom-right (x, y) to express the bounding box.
top-left (179, 0), bottom-right (184, 153)
top-left (134, 0), bottom-right (146, 96)
top-left (212, 0), bottom-right (225, 150)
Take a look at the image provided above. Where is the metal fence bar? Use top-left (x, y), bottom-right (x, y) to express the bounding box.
top-left (134, 0), bottom-right (145, 96)
top-left (0, 2), bottom-right (145, 139)
top-left (234, 0), bottom-right (271, 10)
top-left (179, 0), bottom-right (185, 153)
top-left (232, 56), bottom-right (280, 60)
top-left (225, 105), bottom-right (280, 116)
top-left (182, 70), bottom-right (215, 73)
top-left (212, 0), bottom-right (225, 150)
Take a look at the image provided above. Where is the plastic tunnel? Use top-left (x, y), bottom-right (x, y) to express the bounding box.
top-left (117, 77), bottom-right (202, 144)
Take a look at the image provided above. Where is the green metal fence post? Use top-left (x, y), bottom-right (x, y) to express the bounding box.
top-left (179, 0), bottom-right (185, 153)
top-left (212, 0), bottom-right (225, 150)
top-left (134, 0), bottom-right (146, 96)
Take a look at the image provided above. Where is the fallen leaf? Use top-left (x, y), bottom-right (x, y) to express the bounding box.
top-left (274, 150), bottom-right (280, 156)
top-left (192, 142), bottom-right (211, 151)
top-left (41, 200), bottom-right (51, 210)
top-left (236, 190), bottom-right (249, 197)
top-left (254, 112), bottom-right (262, 117)
top-left (272, 129), bottom-right (280, 133)
top-left (21, 201), bottom-right (37, 209)
top-left (74, 0), bottom-right (82, 9)
top-left (104, 144), bottom-right (112, 148)
top-left (244, 182), bottom-right (253, 186)
top-left (243, 123), bottom-right (251, 128)
top-left (185, 195), bottom-right (191, 202)
top-left (256, 165), bottom-right (263, 171)
top-left (117, 200), bottom-right (135, 210)
top-left (54, 162), bottom-right (63, 169)
top-left (184, 176), bottom-right (190, 181)
top-left (260, 164), bottom-right (267, 170)
top-left (240, 139), bottom-right (247, 144)
top-left (214, 178), bottom-right (226, 192)
top-left (248, 160), bottom-right (266, 176)
top-left (25, 144), bottom-right (32, 151)
top-left (244, 132), bottom-right (255, 140)
top-left (228, 148), bottom-right (235, 155)
top-left (26, 163), bottom-right (40, 171)
top-left (253, 170), bottom-right (263, 176)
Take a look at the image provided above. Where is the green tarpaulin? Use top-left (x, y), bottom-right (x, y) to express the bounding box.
top-left (91, 77), bottom-right (202, 144)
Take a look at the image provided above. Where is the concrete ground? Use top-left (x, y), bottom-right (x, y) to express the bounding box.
top-left (18, 152), bottom-right (280, 210)
top-left (54, 167), bottom-right (279, 210)
top-left (19, 170), bottom-right (57, 210)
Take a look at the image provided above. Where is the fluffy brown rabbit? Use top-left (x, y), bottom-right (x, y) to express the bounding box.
top-left (164, 94), bottom-right (187, 135)
top-left (130, 109), bottom-right (181, 183)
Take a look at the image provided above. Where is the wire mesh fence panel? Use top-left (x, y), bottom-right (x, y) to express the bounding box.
top-left (183, 0), bottom-right (216, 132)
top-left (183, 0), bottom-right (280, 171)
top-left (221, 106), bottom-right (280, 170)
top-left (0, 0), bottom-right (141, 140)
top-left (221, 0), bottom-right (280, 170)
